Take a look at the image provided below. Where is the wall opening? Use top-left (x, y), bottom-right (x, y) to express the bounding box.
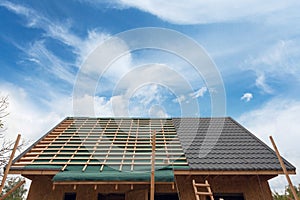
top-left (64, 192), bottom-right (76, 200)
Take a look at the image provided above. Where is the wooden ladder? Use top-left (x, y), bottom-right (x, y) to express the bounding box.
top-left (192, 179), bottom-right (214, 200)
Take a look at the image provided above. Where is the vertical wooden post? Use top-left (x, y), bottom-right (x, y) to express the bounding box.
top-left (150, 130), bottom-right (156, 200)
top-left (0, 134), bottom-right (21, 194)
top-left (269, 136), bottom-right (299, 200)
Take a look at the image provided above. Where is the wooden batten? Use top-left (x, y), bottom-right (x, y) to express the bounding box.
top-left (9, 170), bottom-right (60, 175)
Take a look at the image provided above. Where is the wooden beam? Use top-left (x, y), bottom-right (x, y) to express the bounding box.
top-left (150, 130), bottom-right (156, 200)
top-left (0, 180), bottom-right (25, 200)
top-left (0, 134), bottom-right (21, 194)
top-left (270, 136), bottom-right (299, 200)
top-left (9, 170), bottom-right (60, 175)
top-left (53, 181), bottom-right (174, 185)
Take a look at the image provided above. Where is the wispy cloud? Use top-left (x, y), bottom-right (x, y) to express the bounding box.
top-left (190, 87), bottom-right (207, 98)
top-left (243, 40), bottom-right (300, 93)
top-left (240, 92), bottom-right (253, 102)
top-left (249, 40), bottom-right (300, 74)
top-left (255, 73), bottom-right (273, 94)
top-left (0, 1), bottom-right (110, 71)
top-left (0, 1), bottom-right (81, 49)
top-left (172, 95), bottom-right (186, 103)
top-left (111, 0), bottom-right (299, 24)
top-left (25, 40), bottom-right (76, 84)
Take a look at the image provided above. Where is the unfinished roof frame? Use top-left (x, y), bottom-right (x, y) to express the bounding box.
top-left (11, 118), bottom-right (188, 174)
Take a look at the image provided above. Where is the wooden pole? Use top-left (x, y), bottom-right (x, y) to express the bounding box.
top-left (150, 130), bottom-right (156, 200)
top-left (269, 136), bottom-right (299, 200)
top-left (0, 134), bottom-right (21, 194)
top-left (0, 180), bottom-right (25, 200)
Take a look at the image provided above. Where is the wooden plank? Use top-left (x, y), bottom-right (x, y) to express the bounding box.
top-left (0, 134), bottom-right (21, 193)
top-left (161, 120), bottom-right (170, 165)
top-left (10, 170), bottom-right (59, 175)
top-left (100, 119), bottom-right (116, 171)
top-left (192, 180), bottom-right (200, 200)
top-left (119, 124), bottom-right (131, 171)
top-left (130, 134), bottom-right (137, 171)
top-left (196, 191), bottom-right (212, 195)
top-left (53, 181), bottom-right (175, 185)
top-left (150, 130), bottom-right (156, 200)
top-left (270, 136), bottom-right (299, 200)
top-left (194, 183), bottom-right (210, 187)
top-left (206, 180), bottom-right (214, 200)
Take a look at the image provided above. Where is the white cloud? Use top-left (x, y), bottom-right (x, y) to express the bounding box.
top-left (255, 73), bottom-right (274, 94)
top-left (173, 95), bottom-right (186, 103)
top-left (239, 98), bottom-right (300, 192)
top-left (248, 40), bottom-right (300, 75)
top-left (113, 0), bottom-right (299, 24)
top-left (0, 83), bottom-right (65, 142)
top-left (190, 87), bottom-right (207, 98)
top-left (243, 40), bottom-right (300, 93)
top-left (240, 92), bottom-right (253, 102)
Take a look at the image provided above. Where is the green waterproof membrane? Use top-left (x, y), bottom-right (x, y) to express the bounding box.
top-left (52, 165), bottom-right (189, 182)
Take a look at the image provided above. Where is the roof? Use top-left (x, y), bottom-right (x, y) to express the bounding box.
top-left (10, 117), bottom-right (296, 182)
top-left (11, 118), bottom-right (189, 182)
top-left (173, 117), bottom-right (295, 171)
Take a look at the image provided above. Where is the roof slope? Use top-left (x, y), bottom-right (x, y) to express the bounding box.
top-left (10, 117), bottom-right (296, 182)
top-left (10, 118), bottom-right (189, 182)
top-left (173, 117), bottom-right (295, 171)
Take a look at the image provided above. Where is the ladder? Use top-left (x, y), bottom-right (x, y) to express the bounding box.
top-left (192, 179), bottom-right (214, 200)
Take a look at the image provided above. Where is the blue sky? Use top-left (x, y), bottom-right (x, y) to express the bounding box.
top-left (1, 0), bottom-right (300, 191)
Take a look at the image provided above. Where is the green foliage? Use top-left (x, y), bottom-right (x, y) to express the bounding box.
top-left (273, 184), bottom-right (300, 200)
top-left (0, 177), bottom-right (27, 200)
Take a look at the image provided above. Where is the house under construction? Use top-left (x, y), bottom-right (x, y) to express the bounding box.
top-left (8, 117), bottom-right (296, 200)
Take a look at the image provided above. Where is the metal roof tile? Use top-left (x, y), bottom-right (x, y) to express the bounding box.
top-left (173, 117), bottom-right (296, 171)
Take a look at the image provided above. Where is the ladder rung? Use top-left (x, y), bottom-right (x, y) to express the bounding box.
top-left (196, 192), bottom-right (213, 196)
top-left (194, 183), bottom-right (210, 187)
